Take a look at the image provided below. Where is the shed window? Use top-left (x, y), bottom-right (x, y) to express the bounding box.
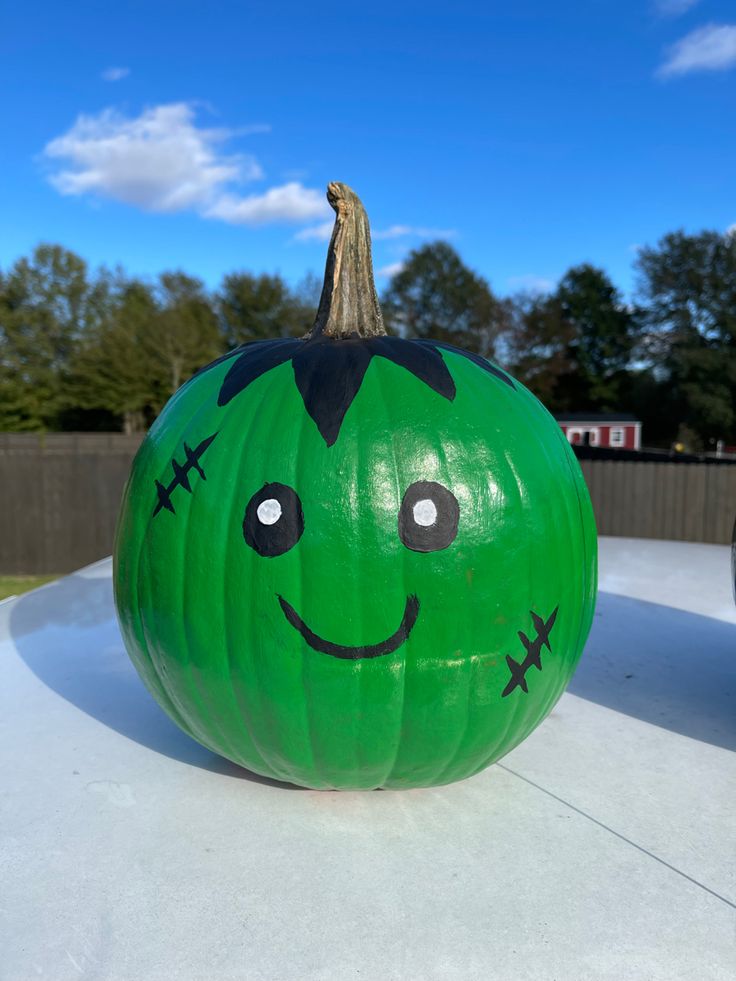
top-left (610, 427), bottom-right (625, 447)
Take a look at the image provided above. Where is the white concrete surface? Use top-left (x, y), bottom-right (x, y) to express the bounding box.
top-left (1, 538), bottom-right (734, 981)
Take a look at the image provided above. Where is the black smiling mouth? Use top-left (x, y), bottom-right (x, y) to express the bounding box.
top-left (277, 594), bottom-right (420, 660)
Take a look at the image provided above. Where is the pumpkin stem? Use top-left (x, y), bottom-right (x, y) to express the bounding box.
top-left (308, 182), bottom-right (386, 339)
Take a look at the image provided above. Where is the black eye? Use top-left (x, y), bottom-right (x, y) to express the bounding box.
top-left (398, 480), bottom-right (459, 553)
top-left (243, 482), bottom-right (304, 557)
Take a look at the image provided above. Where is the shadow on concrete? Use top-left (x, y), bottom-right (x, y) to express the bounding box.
top-left (8, 567), bottom-right (303, 789)
top-left (9, 570), bottom-right (736, 780)
top-left (570, 591), bottom-right (736, 752)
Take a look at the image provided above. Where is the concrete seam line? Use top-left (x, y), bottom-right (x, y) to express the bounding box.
top-left (497, 763), bottom-right (736, 911)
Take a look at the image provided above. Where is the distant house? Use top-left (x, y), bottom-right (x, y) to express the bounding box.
top-left (555, 413), bottom-right (641, 450)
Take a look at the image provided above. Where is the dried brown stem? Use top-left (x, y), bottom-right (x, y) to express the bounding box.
top-left (308, 182), bottom-right (385, 339)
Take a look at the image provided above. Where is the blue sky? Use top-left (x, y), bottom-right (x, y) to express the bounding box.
top-left (3, 0), bottom-right (735, 298)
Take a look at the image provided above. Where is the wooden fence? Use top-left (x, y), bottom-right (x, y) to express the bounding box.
top-left (0, 433), bottom-right (143, 575)
top-left (578, 459), bottom-right (736, 545)
top-left (0, 433), bottom-right (735, 574)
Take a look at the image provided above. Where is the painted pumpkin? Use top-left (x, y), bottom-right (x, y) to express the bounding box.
top-left (114, 182), bottom-right (597, 789)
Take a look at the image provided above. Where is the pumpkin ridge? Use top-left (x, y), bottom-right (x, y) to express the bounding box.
top-left (292, 391), bottom-right (321, 786)
top-left (369, 351), bottom-right (410, 789)
top-left (228, 376), bottom-right (297, 781)
top-left (179, 441), bottom-right (246, 765)
top-left (152, 390), bottom-right (242, 756)
top-left (421, 423), bottom-right (475, 786)
top-left (117, 471), bottom-right (195, 741)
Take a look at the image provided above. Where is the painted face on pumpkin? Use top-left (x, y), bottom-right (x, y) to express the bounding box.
top-left (130, 337), bottom-right (590, 713)
top-left (114, 181), bottom-right (596, 790)
top-left (241, 474), bottom-right (459, 659)
top-left (148, 340), bottom-right (502, 662)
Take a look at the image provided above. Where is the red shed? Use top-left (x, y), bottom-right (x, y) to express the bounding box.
top-left (555, 413), bottom-right (641, 450)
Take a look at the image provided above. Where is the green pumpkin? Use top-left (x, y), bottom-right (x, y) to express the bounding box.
top-left (114, 183), bottom-right (597, 789)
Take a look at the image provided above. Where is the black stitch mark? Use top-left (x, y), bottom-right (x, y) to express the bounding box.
top-left (152, 433), bottom-right (218, 516)
top-left (501, 607), bottom-right (558, 698)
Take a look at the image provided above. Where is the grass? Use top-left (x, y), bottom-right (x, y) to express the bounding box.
top-left (0, 575), bottom-right (59, 601)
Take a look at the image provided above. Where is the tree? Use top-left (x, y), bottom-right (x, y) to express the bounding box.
top-left (502, 291), bottom-right (576, 409)
top-left (616, 368), bottom-right (679, 449)
top-left (381, 242), bottom-right (507, 357)
top-left (636, 231), bottom-right (736, 447)
top-left (217, 271), bottom-right (319, 347)
top-left (505, 265), bottom-right (639, 414)
top-left (154, 272), bottom-right (222, 397)
top-left (292, 272), bottom-right (322, 329)
top-left (556, 264), bottom-right (640, 408)
top-left (0, 245), bottom-right (99, 430)
top-left (67, 276), bottom-right (162, 433)
top-left (67, 271), bottom-right (223, 432)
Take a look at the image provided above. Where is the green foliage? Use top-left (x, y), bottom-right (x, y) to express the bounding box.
top-left (636, 231), bottom-right (736, 447)
top-left (2, 231), bottom-right (735, 447)
top-left (155, 271), bottom-right (223, 396)
top-left (218, 271), bottom-right (319, 345)
top-left (0, 247), bottom-right (321, 434)
top-left (501, 292), bottom-right (576, 408)
top-left (0, 245), bottom-right (100, 430)
top-left (557, 264), bottom-right (640, 407)
top-left (505, 265), bottom-right (640, 414)
top-left (67, 272), bottom-right (224, 432)
top-left (636, 231), bottom-right (736, 345)
top-left (616, 368), bottom-right (678, 449)
top-left (381, 242), bottom-right (508, 357)
top-left (67, 277), bottom-right (163, 432)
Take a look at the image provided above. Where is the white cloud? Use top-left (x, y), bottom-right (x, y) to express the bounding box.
top-left (376, 262), bottom-right (405, 278)
top-left (204, 183), bottom-right (329, 225)
top-left (42, 102), bottom-right (329, 226)
top-left (293, 221), bottom-right (456, 246)
top-left (658, 23), bottom-right (736, 77)
top-left (101, 66), bottom-right (130, 82)
top-left (44, 103), bottom-right (254, 212)
top-left (655, 0), bottom-right (701, 17)
top-left (726, 223), bottom-right (736, 238)
top-left (292, 220), bottom-right (334, 242)
top-left (372, 224), bottom-right (456, 240)
top-left (507, 274), bottom-right (554, 294)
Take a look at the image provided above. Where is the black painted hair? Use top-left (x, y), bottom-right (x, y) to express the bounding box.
top-left (213, 336), bottom-right (514, 447)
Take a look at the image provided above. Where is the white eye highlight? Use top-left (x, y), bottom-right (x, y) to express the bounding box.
top-left (256, 498), bottom-right (282, 525)
top-left (412, 498), bottom-right (437, 527)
